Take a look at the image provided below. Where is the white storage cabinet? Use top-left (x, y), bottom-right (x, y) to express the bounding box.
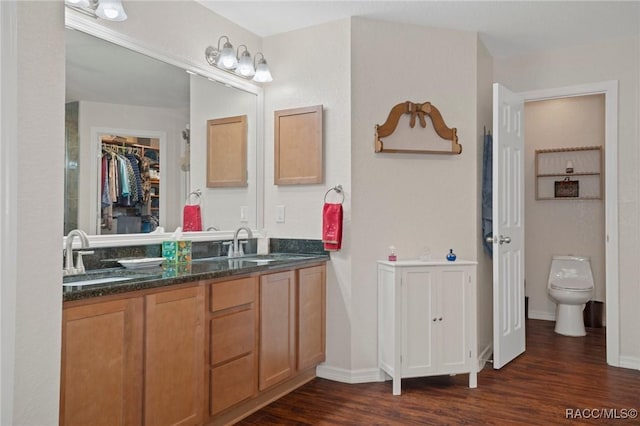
top-left (377, 260), bottom-right (478, 395)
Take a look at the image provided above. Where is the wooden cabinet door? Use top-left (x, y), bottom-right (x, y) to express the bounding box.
top-left (60, 298), bottom-right (143, 426)
top-left (259, 271), bottom-right (295, 390)
top-left (296, 265), bottom-right (326, 370)
top-left (144, 286), bottom-right (205, 426)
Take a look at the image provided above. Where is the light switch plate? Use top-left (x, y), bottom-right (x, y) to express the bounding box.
top-left (240, 206), bottom-right (248, 222)
top-left (276, 205), bottom-right (286, 223)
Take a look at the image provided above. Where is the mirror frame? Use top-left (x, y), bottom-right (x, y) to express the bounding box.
top-left (64, 10), bottom-right (265, 248)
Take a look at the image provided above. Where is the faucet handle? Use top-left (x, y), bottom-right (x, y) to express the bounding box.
top-left (238, 240), bottom-right (248, 257)
top-left (75, 250), bottom-right (94, 274)
top-left (223, 241), bottom-right (234, 258)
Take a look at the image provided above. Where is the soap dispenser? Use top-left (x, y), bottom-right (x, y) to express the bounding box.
top-left (388, 246), bottom-right (397, 262)
top-left (446, 249), bottom-right (457, 262)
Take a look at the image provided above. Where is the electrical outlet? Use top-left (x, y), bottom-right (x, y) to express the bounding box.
top-left (276, 205), bottom-right (286, 223)
top-left (240, 206), bottom-right (248, 222)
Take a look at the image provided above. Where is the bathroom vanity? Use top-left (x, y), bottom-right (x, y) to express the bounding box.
top-left (60, 254), bottom-right (327, 426)
top-left (377, 260), bottom-right (478, 395)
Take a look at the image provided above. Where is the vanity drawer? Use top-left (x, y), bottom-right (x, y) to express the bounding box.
top-left (210, 276), bottom-right (257, 312)
top-left (210, 353), bottom-right (256, 415)
top-left (210, 308), bottom-right (255, 365)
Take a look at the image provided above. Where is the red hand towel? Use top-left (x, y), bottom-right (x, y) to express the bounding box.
top-left (183, 204), bottom-right (202, 231)
top-left (322, 203), bottom-right (343, 251)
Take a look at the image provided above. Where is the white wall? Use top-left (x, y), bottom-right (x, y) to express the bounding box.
top-left (190, 74), bottom-right (259, 231)
top-left (494, 36), bottom-right (640, 365)
top-left (262, 19), bottom-right (353, 371)
top-left (77, 100), bottom-right (188, 232)
top-left (476, 39), bottom-right (494, 365)
top-left (525, 95), bottom-right (606, 320)
top-left (350, 18), bottom-right (480, 371)
top-left (11, 2), bottom-right (65, 424)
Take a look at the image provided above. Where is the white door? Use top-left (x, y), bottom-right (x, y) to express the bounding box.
top-left (491, 83), bottom-right (526, 369)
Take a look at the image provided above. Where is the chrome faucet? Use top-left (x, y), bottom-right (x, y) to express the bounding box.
top-left (64, 229), bottom-right (92, 276)
top-left (229, 226), bottom-right (253, 258)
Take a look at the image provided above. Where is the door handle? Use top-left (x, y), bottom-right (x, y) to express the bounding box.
top-left (487, 235), bottom-right (511, 244)
top-left (499, 235), bottom-right (511, 244)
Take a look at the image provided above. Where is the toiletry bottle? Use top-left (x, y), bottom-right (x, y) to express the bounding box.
top-left (388, 246), bottom-right (397, 262)
top-left (446, 249), bottom-right (457, 262)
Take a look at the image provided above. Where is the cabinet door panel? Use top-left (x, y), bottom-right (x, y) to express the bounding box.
top-left (61, 298), bottom-right (143, 426)
top-left (297, 265), bottom-right (326, 370)
top-left (145, 286), bottom-right (205, 426)
top-left (402, 270), bottom-right (437, 375)
top-left (439, 270), bottom-right (468, 371)
top-left (210, 353), bottom-right (256, 415)
top-left (259, 271), bottom-right (295, 390)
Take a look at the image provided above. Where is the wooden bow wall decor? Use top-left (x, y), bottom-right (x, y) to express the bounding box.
top-left (374, 101), bottom-right (462, 155)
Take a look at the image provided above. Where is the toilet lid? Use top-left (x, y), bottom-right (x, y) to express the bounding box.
top-left (550, 278), bottom-right (593, 291)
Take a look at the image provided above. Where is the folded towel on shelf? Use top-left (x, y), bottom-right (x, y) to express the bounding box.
top-left (322, 203), bottom-right (343, 251)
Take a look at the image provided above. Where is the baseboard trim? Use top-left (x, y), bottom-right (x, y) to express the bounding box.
top-left (619, 356), bottom-right (640, 371)
top-left (316, 365), bottom-right (386, 384)
top-left (529, 310), bottom-right (556, 321)
top-left (478, 343), bottom-right (493, 371)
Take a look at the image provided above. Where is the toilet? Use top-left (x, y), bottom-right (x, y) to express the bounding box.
top-left (547, 255), bottom-right (595, 336)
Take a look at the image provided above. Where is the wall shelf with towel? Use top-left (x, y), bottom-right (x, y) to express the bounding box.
top-left (535, 146), bottom-right (602, 200)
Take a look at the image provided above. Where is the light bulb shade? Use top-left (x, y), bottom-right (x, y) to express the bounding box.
top-left (236, 51), bottom-right (255, 77)
top-left (253, 59), bottom-right (272, 83)
top-left (96, 0), bottom-right (127, 21)
top-left (217, 41), bottom-right (238, 69)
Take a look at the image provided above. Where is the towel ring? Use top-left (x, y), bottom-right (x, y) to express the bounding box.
top-left (324, 185), bottom-right (344, 204)
top-left (186, 189), bottom-right (202, 205)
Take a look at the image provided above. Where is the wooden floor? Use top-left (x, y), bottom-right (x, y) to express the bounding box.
top-left (239, 320), bottom-right (640, 425)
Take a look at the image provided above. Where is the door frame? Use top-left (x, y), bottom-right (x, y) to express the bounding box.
top-left (519, 81), bottom-right (619, 367)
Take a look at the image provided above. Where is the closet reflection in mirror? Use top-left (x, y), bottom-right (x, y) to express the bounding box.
top-left (64, 27), bottom-right (259, 236)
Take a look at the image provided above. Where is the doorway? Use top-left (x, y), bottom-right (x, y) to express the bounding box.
top-left (520, 81), bottom-right (619, 366)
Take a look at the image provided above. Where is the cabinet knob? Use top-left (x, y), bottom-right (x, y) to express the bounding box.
top-left (432, 318), bottom-right (437, 322)
top-left (438, 317), bottom-right (443, 322)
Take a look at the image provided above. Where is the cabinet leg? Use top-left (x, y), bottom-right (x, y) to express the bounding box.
top-left (469, 371), bottom-right (477, 388)
top-left (392, 376), bottom-right (401, 395)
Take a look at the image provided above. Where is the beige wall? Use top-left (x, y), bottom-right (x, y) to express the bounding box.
top-left (525, 95), bottom-right (606, 320)
top-left (494, 36), bottom-right (639, 365)
top-left (350, 18), bottom-right (480, 371)
top-left (476, 39), bottom-right (494, 365)
top-left (262, 19), bottom-right (353, 371)
top-left (12, 2), bottom-right (65, 424)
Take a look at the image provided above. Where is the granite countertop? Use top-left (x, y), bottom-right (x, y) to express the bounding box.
top-left (63, 253), bottom-right (329, 302)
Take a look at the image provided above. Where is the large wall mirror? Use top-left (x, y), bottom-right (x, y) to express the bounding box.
top-left (64, 24), bottom-right (261, 242)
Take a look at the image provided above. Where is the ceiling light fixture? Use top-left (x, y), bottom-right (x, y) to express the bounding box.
top-left (205, 35), bottom-right (273, 83)
top-left (64, 0), bottom-right (128, 22)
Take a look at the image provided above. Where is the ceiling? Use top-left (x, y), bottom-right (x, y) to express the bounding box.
top-left (197, 1), bottom-right (640, 58)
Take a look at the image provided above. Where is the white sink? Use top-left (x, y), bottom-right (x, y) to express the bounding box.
top-left (63, 276), bottom-right (133, 287)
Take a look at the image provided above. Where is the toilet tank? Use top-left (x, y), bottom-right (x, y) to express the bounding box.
top-left (548, 255), bottom-right (594, 290)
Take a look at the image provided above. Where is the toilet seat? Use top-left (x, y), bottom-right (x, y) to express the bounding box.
top-left (550, 278), bottom-right (593, 291)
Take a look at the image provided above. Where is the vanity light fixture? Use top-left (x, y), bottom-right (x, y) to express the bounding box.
top-left (64, 0), bottom-right (127, 22)
top-left (205, 36), bottom-right (273, 83)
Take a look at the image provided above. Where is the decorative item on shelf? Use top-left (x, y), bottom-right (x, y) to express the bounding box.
top-left (64, 0), bottom-right (127, 21)
top-left (205, 36), bottom-right (273, 82)
top-left (565, 160), bottom-right (574, 174)
top-left (388, 246), bottom-right (397, 262)
top-left (374, 101), bottom-right (461, 155)
top-left (555, 177), bottom-right (579, 198)
top-left (446, 249), bottom-right (457, 262)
